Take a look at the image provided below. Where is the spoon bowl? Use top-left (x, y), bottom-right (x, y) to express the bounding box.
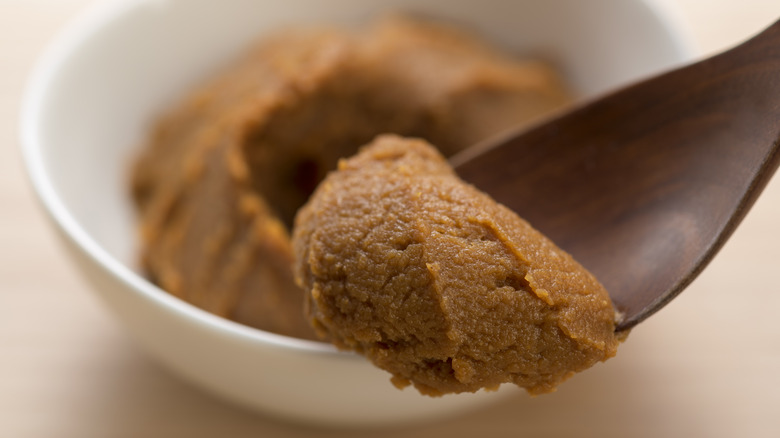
top-left (454, 19), bottom-right (780, 331)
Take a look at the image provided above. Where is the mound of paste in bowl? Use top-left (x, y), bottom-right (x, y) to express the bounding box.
top-left (131, 17), bottom-right (569, 338)
top-left (293, 135), bottom-right (620, 396)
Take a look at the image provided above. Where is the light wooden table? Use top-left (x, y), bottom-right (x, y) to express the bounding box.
top-left (2, 1), bottom-right (779, 437)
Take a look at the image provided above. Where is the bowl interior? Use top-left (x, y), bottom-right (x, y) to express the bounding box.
top-left (23, 0), bottom-right (691, 344)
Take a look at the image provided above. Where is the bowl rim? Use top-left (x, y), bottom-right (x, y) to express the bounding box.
top-left (18, 0), bottom-right (695, 357)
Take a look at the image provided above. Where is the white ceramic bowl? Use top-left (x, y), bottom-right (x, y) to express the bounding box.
top-left (21, 0), bottom-right (692, 427)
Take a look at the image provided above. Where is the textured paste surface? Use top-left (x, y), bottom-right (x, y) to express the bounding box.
top-left (293, 136), bottom-right (620, 396)
top-left (131, 17), bottom-right (569, 338)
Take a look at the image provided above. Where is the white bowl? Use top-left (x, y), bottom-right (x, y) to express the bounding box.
top-left (20, 0), bottom-right (692, 427)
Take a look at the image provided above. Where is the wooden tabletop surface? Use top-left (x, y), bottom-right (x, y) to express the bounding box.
top-left (3, 1), bottom-right (780, 437)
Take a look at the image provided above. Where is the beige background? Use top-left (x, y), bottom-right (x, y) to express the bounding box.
top-left (2, 1), bottom-right (780, 437)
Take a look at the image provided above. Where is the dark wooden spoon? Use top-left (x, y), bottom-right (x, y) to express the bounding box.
top-left (453, 19), bottom-right (780, 332)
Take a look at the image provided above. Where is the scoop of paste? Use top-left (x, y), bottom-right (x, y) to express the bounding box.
top-left (293, 135), bottom-right (620, 396)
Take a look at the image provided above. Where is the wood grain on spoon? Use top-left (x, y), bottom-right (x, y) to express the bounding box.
top-left (453, 19), bottom-right (780, 331)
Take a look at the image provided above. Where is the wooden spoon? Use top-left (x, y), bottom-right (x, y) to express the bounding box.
top-left (452, 19), bottom-right (780, 332)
